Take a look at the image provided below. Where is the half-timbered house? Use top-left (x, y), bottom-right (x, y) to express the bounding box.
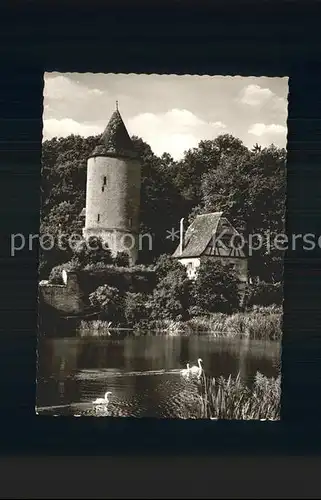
top-left (172, 212), bottom-right (248, 289)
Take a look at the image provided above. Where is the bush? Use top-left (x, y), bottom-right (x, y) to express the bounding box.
top-left (89, 285), bottom-right (124, 323)
top-left (192, 260), bottom-right (240, 314)
top-left (124, 292), bottom-right (149, 326)
top-left (188, 305), bottom-right (205, 318)
top-left (114, 251), bottom-right (130, 267)
top-left (154, 254), bottom-right (186, 282)
top-left (246, 281), bottom-right (283, 308)
top-left (79, 264), bottom-right (155, 296)
top-left (83, 262), bottom-right (114, 272)
top-left (48, 259), bottom-right (81, 284)
top-left (72, 236), bottom-right (113, 267)
top-left (147, 265), bottom-right (192, 321)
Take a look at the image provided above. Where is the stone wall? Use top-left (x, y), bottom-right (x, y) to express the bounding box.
top-left (38, 267), bottom-right (156, 317)
top-left (39, 271), bottom-right (85, 316)
top-left (83, 155), bottom-right (141, 264)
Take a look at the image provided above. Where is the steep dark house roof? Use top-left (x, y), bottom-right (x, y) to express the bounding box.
top-left (89, 109), bottom-right (137, 159)
top-left (172, 212), bottom-right (246, 259)
top-left (172, 212), bottom-right (223, 258)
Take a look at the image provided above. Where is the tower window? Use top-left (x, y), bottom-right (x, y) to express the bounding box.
top-left (103, 176), bottom-right (107, 186)
top-left (128, 218), bottom-right (132, 228)
top-left (102, 186), bottom-right (104, 192)
top-left (97, 214), bottom-right (100, 222)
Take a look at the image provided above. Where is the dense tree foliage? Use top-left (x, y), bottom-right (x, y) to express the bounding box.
top-left (89, 284), bottom-right (124, 323)
top-left (40, 132), bottom-right (286, 282)
top-left (191, 260), bottom-right (241, 314)
top-left (196, 144), bottom-right (286, 281)
top-left (124, 292), bottom-right (149, 326)
top-left (72, 236), bottom-right (113, 267)
top-left (245, 281), bottom-right (283, 308)
top-left (147, 259), bottom-right (192, 321)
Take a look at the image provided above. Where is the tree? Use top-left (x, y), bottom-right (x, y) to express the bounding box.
top-left (171, 135), bottom-right (248, 206)
top-left (72, 236), bottom-right (113, 268)
top-left (199, 145), bottom-right (286, 281)
top-left (148, 262), bottom-right (192, 320)
top-left (245, 281), bottom-right (283, 308)
top-left (124, 292), bottom-right (148, 326)
top-left (41, 134), bottom-right (98, 216)
top-left (153, 254), bottom-right (185, 282)
top-left (40, 134), bottom-right (101, 277)
top-left (41, 201), bottom-right (83, 236)
top-left (89, 285), bottom-right (124, 323)
top-left (192, 260), bottom-right (240, 314)
top-left (40, 131), bottom-right (286, 285)
top-left (131, 136), bottom-right (187, 262)
top-left (252, 143), bottom-right (262, 154)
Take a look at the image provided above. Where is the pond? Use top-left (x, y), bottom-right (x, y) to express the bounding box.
top-left (36, 334), bottom-right (281, 418)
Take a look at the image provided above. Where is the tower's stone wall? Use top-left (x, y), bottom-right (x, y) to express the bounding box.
top-left (83, 155), bottom-right (141, 264)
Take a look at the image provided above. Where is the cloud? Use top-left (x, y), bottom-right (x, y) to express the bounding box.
top-left (42, 108), bottom-right (227, 158)
top-left (271, 96), bottom-right (287, 114)
top-left (42, 74), bottom-right (288, 156)
top-left (248, 123), bottom-right (287, 136)
top-left (248, 122), bottom-right (287, 148)
top-left (44, 74), bottom-right (103, 101)
top-left (43, 118), bottom-right (102, 140)
top-left (238, 84), bottom-right (275, 107)
top-left (128, 109), bottom-right (226, 159)
top-left (43, 74), bottom-right (105, 123)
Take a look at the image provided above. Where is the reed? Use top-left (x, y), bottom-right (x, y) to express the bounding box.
top-left (78, 320), bottom-right (112, 337)
top-left (198, 370), bottom-right (281, 420)
top-left (137, 307), bottom-right (282, 340)
top-left (186, 308), bottom-right (282, 341)
top-left (77, 306), bottom-right (282, 341)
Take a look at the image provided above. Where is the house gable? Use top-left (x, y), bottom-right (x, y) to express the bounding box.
top-left (202, 217), bottom-right (246, 258)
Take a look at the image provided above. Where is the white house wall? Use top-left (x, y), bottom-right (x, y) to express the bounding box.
top-left (178, 258), bottom-right (200, 280)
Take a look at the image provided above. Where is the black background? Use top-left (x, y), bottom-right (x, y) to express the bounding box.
top-left (1, 0), bottom-right (321, 497)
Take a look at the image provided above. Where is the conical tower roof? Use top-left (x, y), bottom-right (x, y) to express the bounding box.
top-left (90, 105), bottom-right (137, 159)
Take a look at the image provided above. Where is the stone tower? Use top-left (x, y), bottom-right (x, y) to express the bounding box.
top-left (83, 104), bottom-right (141, 265)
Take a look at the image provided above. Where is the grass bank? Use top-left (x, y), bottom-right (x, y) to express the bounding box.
top-left (78, 305), bottom-right (282, 341)
top-left (179, 305), bottom-right (282, 341)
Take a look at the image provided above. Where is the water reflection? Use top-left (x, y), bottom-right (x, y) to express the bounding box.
top-left (36, 334), bottom-right (280, 418)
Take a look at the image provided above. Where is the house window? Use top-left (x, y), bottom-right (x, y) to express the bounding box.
top-left (187, 262), bottom-right (193, 272)
top-left (97, 214), bottom-right (100, 222)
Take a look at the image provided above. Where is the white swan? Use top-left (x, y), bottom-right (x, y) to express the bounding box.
top-left (189, 358), bottom-right (203, 378)
top-left (93, 391), bottom-right (112, 405)
top-left (181, 363), bottom-right (190, 378)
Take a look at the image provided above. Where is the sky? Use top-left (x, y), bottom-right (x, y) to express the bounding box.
top-left (43, 73), bottom-right (288, 161)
